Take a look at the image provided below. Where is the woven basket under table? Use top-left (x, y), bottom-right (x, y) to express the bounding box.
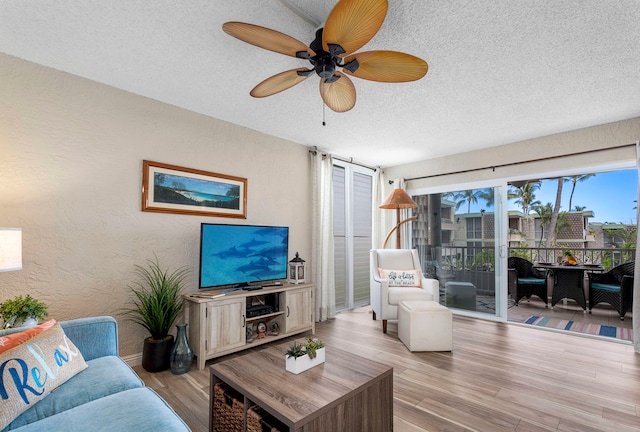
top-left (212, 382), bottom-right (244, 432)
top-left (247, 405), bottom-right (287, 432)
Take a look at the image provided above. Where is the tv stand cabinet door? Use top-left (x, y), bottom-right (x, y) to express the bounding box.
top-left (206, 297), bottom-right (246, 355)
top-left (285, 286), bottom-right (314, 334)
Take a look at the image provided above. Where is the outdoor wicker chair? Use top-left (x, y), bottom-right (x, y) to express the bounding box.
top-left (508, 256), bottom-right (549, 307)
top-left (587, 261), bottom-right (634, 320)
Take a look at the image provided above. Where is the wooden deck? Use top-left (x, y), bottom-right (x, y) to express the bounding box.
top-left (135, 307), bottom-right (640, 432)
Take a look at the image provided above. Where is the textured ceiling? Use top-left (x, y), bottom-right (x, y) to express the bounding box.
top-left (1, 1), bottom-right (640, 167)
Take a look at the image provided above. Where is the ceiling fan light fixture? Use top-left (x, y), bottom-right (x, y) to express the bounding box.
top-left (316, 58), bottom-right (336, 78)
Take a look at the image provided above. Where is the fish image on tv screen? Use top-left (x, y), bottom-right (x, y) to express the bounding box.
top-left (199, 224), bottom-right (289, 289)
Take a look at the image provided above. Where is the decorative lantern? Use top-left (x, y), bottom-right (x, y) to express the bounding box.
top-left (287, 252), bottom-right (305, 284)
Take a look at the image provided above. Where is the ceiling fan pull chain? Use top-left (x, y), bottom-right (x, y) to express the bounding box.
top-left (322, 102), bottom-right (326, 126)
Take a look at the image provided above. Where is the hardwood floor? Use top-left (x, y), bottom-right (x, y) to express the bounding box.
top-left (135, 308), bottom-right (640, 432)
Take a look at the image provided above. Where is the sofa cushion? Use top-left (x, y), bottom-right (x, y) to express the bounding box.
top-left (59, 317), bottom-right (118, 361)
top-left (9, 388), bottom-right (191, 432)
top-left (0, 323), bottom-right (88, 430)
top-left (517, 277), bottom-right (546, 285)
top-left (0, 320), bottom-right (57, 354)
top-left (591, 283), bottom-right (621, 292)
top-left (4, 355), bottom-right (144, 431)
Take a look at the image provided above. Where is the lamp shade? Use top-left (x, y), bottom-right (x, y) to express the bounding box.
top-left (0, 228), bottom-right (22, 272)
top-left (379, 189), bottom-right (417, 209)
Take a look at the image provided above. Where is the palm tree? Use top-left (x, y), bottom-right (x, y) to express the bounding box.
top-left (603, 227), bottom-right (637, 248)
top-left (554, 211), bottom-right (572, 237)
top-left (532, 203), bottom-right (553, 248)
top-left (508, 182), bottom-right (541, 215)
top-left (445, 189), bottom-right (483, 214)
top-left (478, 188), bottom-right (494, 209)
top-left (546, 177), bottom-right (564, 248)
top-left (574, 205), bottom-right (586, 211)
top-left (565, 174), bottom-right (595, 211)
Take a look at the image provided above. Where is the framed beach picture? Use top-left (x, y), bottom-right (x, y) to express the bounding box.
top-left (142, 160), bottom-right (247, 218)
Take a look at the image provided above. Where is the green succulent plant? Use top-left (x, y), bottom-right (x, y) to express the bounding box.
top-left (303, 337), bottom-right (325, 360)
top-left (285, 342), bottom-right (306, 359)
top-left (285, 337), bottom-right (325, 360)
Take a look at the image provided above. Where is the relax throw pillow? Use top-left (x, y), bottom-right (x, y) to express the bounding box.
top-left (378, 269), bottom-right (422, 287)
top-left (0, 322), bottom-right (88, 430)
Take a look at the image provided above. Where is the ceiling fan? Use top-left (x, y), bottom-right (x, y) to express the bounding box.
top-left (222, 0), bottom-right (428, 113)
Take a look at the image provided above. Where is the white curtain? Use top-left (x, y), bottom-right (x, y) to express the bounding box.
top-left (634, 141), bottom-right (640, 352)
top-left (372, 169), bottom-right (386, 249)
top-left (311, 152), bottom-right (335, 322)
top-left (396, 178), bottom-right (412, 249)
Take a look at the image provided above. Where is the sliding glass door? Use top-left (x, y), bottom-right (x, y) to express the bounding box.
top-left (410, 185), bottom-right (507, 319)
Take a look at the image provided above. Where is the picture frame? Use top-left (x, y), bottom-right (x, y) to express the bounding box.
top-left (142, 160), bottom-right (247, 218)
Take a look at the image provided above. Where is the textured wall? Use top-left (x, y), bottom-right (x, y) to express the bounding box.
top-left (0, 53), bottom-right (312, 357)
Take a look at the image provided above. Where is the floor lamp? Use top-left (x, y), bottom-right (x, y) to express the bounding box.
top-left (379, 189), bottom-right (417, 249)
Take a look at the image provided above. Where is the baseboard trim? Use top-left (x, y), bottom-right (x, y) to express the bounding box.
top-left (122, 352), bottom-right (142, 367)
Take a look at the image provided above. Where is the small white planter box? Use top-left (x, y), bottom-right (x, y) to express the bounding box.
top-left (285, 348), bottom-right (325, 374)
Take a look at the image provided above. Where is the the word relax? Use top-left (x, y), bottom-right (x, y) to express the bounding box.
top-left (0, 334), bottom-right (81, 405)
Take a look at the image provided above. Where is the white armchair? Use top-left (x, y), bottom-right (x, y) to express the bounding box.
top-left (370, 249), bottom-right (440, 333)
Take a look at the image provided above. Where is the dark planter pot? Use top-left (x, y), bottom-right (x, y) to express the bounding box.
top-left (142, 335), bottom-right (174, 372)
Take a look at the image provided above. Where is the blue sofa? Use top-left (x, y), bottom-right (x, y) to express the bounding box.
top-left (0, 316), bottom-right (191, 431)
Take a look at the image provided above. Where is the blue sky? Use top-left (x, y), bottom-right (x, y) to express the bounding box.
top-left (459, 169), bottom-right (637, 224)
top-left (521, 169), bottom-right (638, 224)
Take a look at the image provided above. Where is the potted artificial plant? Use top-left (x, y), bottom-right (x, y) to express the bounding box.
top-left (0, 294), bottom-right (48, 329)
top-left (285, 337), bottom-right (325, 374)
top-left (121, 256), bottom-right (189, 372)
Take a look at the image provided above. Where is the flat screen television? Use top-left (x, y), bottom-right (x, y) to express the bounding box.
top-left (199, 223), bottom-right (289, 289)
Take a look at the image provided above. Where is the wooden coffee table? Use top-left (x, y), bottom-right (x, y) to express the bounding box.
top-left (209, 340), bottom-right (393, 432)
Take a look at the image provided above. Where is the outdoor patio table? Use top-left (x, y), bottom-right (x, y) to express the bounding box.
top-left (533, 264), bottom-right (603, 311)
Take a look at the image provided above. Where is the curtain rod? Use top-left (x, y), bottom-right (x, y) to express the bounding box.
top-left (403, 142), bottom-right (636, 183)
top-left (309, 147), bottom-right (377, 171)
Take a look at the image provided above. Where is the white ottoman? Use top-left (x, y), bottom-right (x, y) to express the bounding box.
top-left (398, 300), bottom-right (453, 352)
top-left (445, 281), bottom-right (477, 311)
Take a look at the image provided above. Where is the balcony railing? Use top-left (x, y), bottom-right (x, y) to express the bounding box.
top-left (509, 246), bottom-right (636, 269)
top-left (415, 245), bottom-right (636, 296)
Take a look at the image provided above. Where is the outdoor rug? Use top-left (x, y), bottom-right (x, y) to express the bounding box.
top-left (524, 315), bottom-right (632, 341)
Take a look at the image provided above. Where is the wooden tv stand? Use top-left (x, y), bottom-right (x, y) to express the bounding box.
top-left (184, 283), bottom-right (314, 370)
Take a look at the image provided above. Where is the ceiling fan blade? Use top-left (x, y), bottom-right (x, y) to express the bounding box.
top-left (323, 0), bottom-right (388, 56)
top-left (223, 22), bottom-right (315, 58)
top-left (342, 50), bottom-right (428, 82)
top-left (250, 68), bottom-right (313, 98)
top-left (319, 72), bottom-right (356, 112)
